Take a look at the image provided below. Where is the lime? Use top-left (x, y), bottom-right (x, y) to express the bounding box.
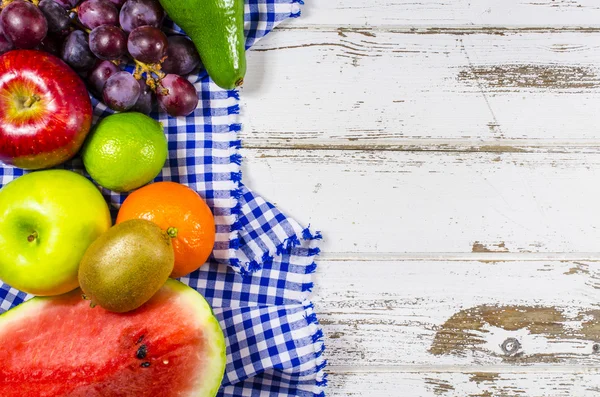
top-left (82, 112), bottom-right (168, 192)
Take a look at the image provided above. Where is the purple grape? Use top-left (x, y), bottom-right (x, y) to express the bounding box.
top-left (127, 26), bottom-right (167, 64)
top-left (61, 30), bottom-right (97, 71)
top-left (157, 74), bottom-right (198, 117)
top-left (0, 26), bottom-right (14, 55)
top-left (131, 79), bottom-right (154, 114)
top-left (0, 1), bottom-right (48, 49)
top-left (162, 36), bottom-right (201, 76)
top-left (119, 0), bottom-right (164, 33)
top-left (39, 0), bottom-right (70, 33)
top-left (89, 25), bottom-right (127, 60)
top-left (78, 0), bottom-right (118, 29)
top-left (54, 0), bottom-right (81, 9)
top-left (107, 0), bottom-right (127, 7)
top-left (103, 71), bottom-right (140, 111)
top-left (88, 60), bottom-right (120, 97)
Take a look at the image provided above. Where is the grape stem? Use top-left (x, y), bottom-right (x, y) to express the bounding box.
top-left (67, 10), bottom-right (91, 34)
top-left (133, 59), bottom-right (168, 94)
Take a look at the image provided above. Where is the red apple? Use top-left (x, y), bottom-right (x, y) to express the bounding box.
top-left (0, 50), bottom-right (92, 170)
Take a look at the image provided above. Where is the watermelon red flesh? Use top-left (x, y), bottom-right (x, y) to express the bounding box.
top-left (0, 279), bottom-right (226, 397)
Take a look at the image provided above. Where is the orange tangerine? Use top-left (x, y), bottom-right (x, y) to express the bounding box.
top-left (117, 182), bottom-right (215, 278)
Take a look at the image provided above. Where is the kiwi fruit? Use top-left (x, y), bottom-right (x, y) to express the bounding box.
top-left (78, 219), bottom-right (174, 313)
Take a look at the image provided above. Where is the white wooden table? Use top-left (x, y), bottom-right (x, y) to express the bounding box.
top-left (240, 1), bottom-right (600, 395)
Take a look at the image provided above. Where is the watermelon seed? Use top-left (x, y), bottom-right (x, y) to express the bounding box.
top-left (136, 344), bottom-right (148, 359)
top-left (141, 362), bottom-right (151, 368)
top-left (136, 335), bottom-right (145, 344)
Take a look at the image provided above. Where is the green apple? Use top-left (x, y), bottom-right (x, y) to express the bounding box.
top-left (0, 170), bottom-right (112, 296)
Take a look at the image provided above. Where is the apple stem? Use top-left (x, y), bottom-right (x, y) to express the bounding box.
top-left (27, 231), bottom-right (38, 243)
top-left (167, 227), bottom-right (178, 238)
top-left (23, 94), bottom-right (40, 108)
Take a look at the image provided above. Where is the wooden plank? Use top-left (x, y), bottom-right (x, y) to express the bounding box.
top-left (325, 368), bottom-right (600, 396)
top-left (241, 30), bottom-right (600, 150)
top-left (290, 0), bottom-right (600, 27)
top-left (243, 148), bottom-right (600, 254)
top-left (311, 259), bottom-right (600, 367)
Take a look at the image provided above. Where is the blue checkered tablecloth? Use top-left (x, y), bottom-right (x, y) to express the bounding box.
top-left (0, 0), bottom-right (327, 395)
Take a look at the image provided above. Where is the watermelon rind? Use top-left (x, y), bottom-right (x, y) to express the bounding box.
top-left (0, 279), bottom-right (227, 397)
top-left (163, 279), bottom-right (227, 396)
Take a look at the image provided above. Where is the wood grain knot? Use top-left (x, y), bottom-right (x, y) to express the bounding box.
top-left (430, 305), bottom-right (600, 363)
top-left (500, 337), bottom-right (521, 356)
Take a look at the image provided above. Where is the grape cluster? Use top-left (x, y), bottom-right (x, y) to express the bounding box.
top-left (0, 0), bottom-right (201, 117)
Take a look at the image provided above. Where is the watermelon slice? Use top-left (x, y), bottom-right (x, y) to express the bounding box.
top-left (0, 279), bottom-right (226, 397)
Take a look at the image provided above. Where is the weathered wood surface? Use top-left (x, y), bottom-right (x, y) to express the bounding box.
top-left (243, 147), bottom-right (600, 392)
top-left (243, 149), bottom-right (600, 254)
top-left (313, 259), bottom-right (600, 395)
top-left (312, 259), bottom-right (600, 366)
top-left (241, 30), bottom-right (600, 151)
top-left (239, 1), bottom-right (600, 394)
top-left (327, 370), bottom-right (600, 397)
top-left (288, 0), bottom-right (600, 27)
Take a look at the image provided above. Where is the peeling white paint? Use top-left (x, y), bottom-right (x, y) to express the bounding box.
top-left (239, 1), bottom-right (600, 395)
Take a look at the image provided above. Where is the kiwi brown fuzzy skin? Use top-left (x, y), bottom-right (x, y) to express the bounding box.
top-left (78, 219), bottom-right (175, 313)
